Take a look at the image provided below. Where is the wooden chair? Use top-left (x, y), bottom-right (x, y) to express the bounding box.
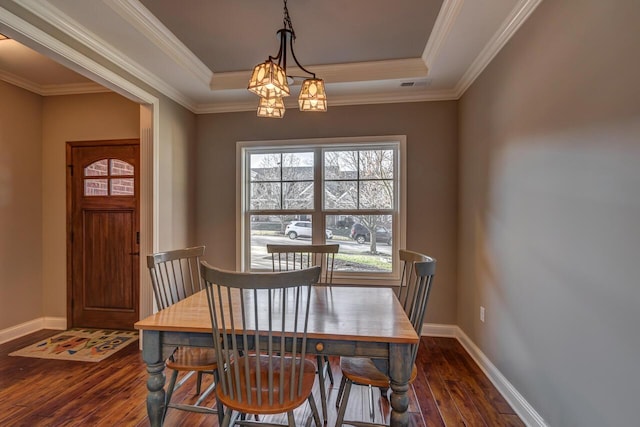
top-left (200, 263), bottom-right (323, 427)
top-left (334, 254), bottom-right (436, 427)
top-left (396, 249), bottom-right (433, 314)
top-left (267, 244), bottom-right (339, 285)
top-left (267, 243), bottom-right (339, 421)
top-left (146, 246), bottom-right (222, 423)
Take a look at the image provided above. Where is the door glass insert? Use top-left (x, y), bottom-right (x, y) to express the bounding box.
top-left (84, 179), bottom-right (109, 196)
top-left (83, 158), bottom-right (135, 196)
top-left (84, 159), bottom-right (108, 176)
top-left (110, 159), bottom-right (134, 175)
top-left (111, 178), bottom-right (134, 196)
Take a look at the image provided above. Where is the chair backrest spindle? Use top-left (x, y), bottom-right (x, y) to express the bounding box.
top-left (200, 263), bottom-right (321, 411)
top-left (267, 244), bottom-right (339, 284)
top-left (147, 246), bottom-right (205, 310)
top-left (397, 249), bottom-right (431, 314)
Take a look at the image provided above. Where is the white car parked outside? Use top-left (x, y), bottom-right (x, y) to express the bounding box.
top-left (284, 221), bottom-right (333, 240)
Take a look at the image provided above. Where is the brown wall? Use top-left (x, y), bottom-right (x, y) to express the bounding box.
top-left (41, 92), bottom-right (140, 319)
top-left (196, 101), bottom-right (458, 324)
top-left (458, 1), bottom-right (640, 425)
top-left (156, 98), bottom-right (198, 251)
top-left (0, 81), bottom-right (43, 330)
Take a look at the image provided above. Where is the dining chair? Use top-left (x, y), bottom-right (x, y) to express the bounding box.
top-left (146, 246), bottom-right (222, 423)
top-left (396, 249), bottom-right (433, 314)
top-left (267, 243), bottom-right (339, 421)
top-left (267, 243), bottom-right (339, 285)
top-left (334, 249), bottom-right (431, 410)
top-left (334, 254), bottom-right (436, 427)
top-left (199, 263), bottom-right (323, 427)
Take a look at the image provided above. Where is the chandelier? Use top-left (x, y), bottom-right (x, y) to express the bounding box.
top-left (247, 0), bottom-right (327, 118)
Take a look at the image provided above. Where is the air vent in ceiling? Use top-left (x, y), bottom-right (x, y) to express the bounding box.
top-left (400, 79), bottom-right (432, 88)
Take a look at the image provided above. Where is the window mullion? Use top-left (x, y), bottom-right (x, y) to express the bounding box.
top-left (312, 147), bottom-right (322, 243)
top-left (356, 151), bottom-right (361, 210)
top-left (279, 153), bottom-right (284, 210)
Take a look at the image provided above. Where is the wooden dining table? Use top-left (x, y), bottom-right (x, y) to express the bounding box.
top-left (134, 285), bottom-right (419, 427)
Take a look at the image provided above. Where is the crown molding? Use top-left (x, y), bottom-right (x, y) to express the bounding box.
top-left (422, 0), bottom-right (464, 68)
top-left (211, 58), bottom-right (428, 91)
top-left (105, 0), bottom-right (213, 86)
top-left (14, 0), bottom-right (195, 110)
top-left (0, 68), bottom-right (40, 93)
top-left (195, 100), bottom-right (255, 114)
top-left (0, 68), bottom-right (108, 95)
top-left (0, 4), bottom-right (157, 104)
top-left (194, 88), bottom-right (458, 114)
top-left (40, 81), bottom-right (110, 96)
top-left (454, 0), bottom-right (543, 97)
top-left (327, 88), bottom-right (458, 107)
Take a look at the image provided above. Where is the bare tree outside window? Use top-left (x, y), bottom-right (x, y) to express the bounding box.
top-left (324, 149), bottom-right (394, 254)
top-left (250, 152), bottom-right (314, 232)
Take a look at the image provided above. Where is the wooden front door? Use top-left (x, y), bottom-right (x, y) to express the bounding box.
top-left (67, 140), bottom-right (140, 330)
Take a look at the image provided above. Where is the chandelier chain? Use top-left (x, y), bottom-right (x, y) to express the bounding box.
top-left (283, 0), bottom-right (296, 40)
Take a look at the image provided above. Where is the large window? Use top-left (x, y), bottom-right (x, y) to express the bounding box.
top-left (238, 136), bottom-right (406, 283)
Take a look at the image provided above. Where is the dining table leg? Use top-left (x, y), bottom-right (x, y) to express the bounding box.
top-left (141, 330), bottom-right (166, 427)
top-left (388, 343), bottom-right (412, 427)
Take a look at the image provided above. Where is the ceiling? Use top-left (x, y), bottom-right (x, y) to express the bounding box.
top-left (0, 0), bottom-right (542, 113)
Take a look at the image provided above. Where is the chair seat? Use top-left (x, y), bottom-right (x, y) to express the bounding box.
top-left (167, 347), bottom-right (218, 371)
top-left (216, 355), bottom-right (317, 415)
top-left (340, 357), bottom-right (418, 388)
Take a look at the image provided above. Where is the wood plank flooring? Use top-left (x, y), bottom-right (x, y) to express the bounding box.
top-left (0, 330), bottom-right (524, 426)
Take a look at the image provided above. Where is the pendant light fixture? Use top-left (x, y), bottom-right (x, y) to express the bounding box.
top-left (247, 0), bottom-right (327, 118)
top-left (256, 96), bottom-right (286, 119)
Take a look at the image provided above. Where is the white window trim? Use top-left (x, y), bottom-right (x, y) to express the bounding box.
top-left (236, 135), bottom-right (407, 285)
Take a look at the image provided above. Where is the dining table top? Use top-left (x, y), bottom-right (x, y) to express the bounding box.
top-left (135, 285), bottom-right (419, 345)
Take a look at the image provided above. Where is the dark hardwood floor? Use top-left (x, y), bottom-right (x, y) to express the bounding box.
top-left (0, 330), bottom-right (524, 426)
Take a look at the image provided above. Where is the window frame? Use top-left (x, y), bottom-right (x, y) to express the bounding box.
top-left (236, 136), bottom-right (407, 285)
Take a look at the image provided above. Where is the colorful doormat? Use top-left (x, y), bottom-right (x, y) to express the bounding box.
top-left (9, 328), bottom-right (138, 362)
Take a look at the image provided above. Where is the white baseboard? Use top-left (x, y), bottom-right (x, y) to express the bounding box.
top-left (421, 322), bottom-right (459, 337)
top-left (0, 317), bottom-right (67, 344)
top-left (43, 316), bottom-right (67, 330)
top-left (422, 323), bottom-right (546, 427)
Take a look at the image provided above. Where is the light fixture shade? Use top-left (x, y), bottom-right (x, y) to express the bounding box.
top-left (248, 61), bottom-right (290, 98)
top-left (257, 96), bottom-right (286, 118)
top-left (298, 78), bottom-right (327, 112)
